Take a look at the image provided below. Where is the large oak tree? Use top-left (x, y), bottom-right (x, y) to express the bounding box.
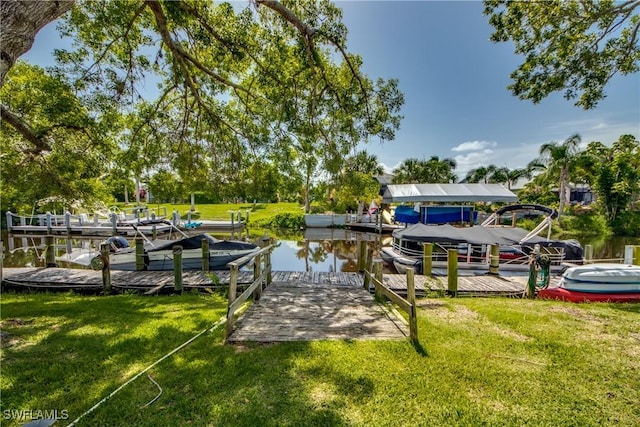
top-left (484, 0), bottom-right (640, 109)
top-left (1, 0), bottom-right (403, 209)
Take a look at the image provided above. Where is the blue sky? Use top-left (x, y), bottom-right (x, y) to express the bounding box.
top-left (22, 1), bottom-right (639, 178)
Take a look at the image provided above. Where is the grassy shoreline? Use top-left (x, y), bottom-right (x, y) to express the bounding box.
top-left (1, 292), bottom-right (639, 426)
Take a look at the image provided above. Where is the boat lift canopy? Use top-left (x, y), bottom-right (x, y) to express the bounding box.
top-left (382, 183), bottom-right (518, 204)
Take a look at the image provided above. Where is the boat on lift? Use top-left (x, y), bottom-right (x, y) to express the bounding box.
top-left (57, 225), bottom-right (258, 271)
top-left (380, 204), bottom-right (583, 275)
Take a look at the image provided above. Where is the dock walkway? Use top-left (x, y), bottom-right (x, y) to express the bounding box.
top-left (227, 280), bottom-right (408, 342)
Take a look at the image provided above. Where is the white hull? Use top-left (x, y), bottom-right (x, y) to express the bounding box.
top-left (381, 246), bottom-right (564, 276)
top-left (58, 247), bottom-right (257, 271)
top-left (559, 264), bottom-right (640, 293)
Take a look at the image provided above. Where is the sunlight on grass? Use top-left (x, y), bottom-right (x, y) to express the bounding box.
top-left (2, 292), bottom-right (639, 426)
top-left (68, 324), bottom-right (117, 337)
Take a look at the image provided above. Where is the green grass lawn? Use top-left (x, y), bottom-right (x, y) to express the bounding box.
top-left (134, 202), bottom-right (303, 222)
top-left (1, 293), bottom-right (639, 426)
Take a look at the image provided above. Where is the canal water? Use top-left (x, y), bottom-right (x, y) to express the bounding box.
top-left (0, 230), bottom-right (391, 273)
top-left (1, 231), bottom-right (638, 272)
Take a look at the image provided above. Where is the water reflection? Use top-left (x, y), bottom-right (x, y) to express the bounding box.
top-left (3, 230), bottom-right (637, 272)
top-left (576, 235), bottom-right (640, 262)
top-left (1, 230), bottom-right (392, 273)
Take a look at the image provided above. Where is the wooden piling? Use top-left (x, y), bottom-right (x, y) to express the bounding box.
top-left (488, 244), bottom-right (500, 275)
top-left (173, 246), bottom-right (183, 292)
top-left (100, 243), bottom-right (111, 293)
top-left (265, 249), bottom-right (272, 286)
top-left (45, 235), bottom-right (56, 267)
top-left (226, 266), bottom-right (239, 338)
top-left (374, 261), bottom-right (383, 301)
top-left (364, 248), bottom-right (374, 290)
top-left (64, 211), bottom-right (72, 235)
top-left (201, 238), bottom-right (209, 272)
top-left (406, 268), bottom-right (418, 342)
top-left (584, 244), bottom-right (593, 264)
top-left (634, 246), bottom-right (640, 266)
top-left (253, 253), bottom-right (263, 300)
top-left (447, 248), bottom-right (458, 297)
top-left (358, 240), bottom-right (367, 272)
top-left (135, 238), bottom-right (145, 271)
top-left (110, 213), bottom-right (118, 235)
top-left (422, 243), bottom-right (433, 276)
top-left (45, 212), bottom-right (52, 235)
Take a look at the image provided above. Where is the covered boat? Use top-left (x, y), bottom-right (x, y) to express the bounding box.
top-left (538, 264), bottom-right (640, 302)
top-left (58, 233), bottom-right (258, 271)
top-left (380, 221), bottom-right (582, 275)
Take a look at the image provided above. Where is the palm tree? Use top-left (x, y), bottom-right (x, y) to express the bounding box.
top-left (425, 156), bottom-right (457, 183)
top-left (488, 166), bottom-right (532, 190)
top-left (344, 150), bottom-right (384, 176)
top-left (462, 165), bottom-right (498, 183)
top-left (392, 158), bottom-right (424, 183)
top-left (533, 133), bottom-right (581, 220)
top-left (392, 156), bottom-right (457, 184)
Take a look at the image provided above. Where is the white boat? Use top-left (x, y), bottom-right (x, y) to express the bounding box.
top-left (558, 264), bottom-right (640, 293)
top-left (538, 264), bottom-right (640, 302)
top-left (57, 234), bottom-right (258, 271)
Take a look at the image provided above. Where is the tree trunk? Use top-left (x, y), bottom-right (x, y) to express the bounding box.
top-left (558, 167), bottom-right (568, 221)
top-left (124, 184), bottom-right (129, 204)
top-left (303, 171), bottom-right (311, 213)
top-left (0, 0), bottom-right (74, 87)
top-left (135, 178), bottom-right (140, 206)
top-left (190, 192), bottom-right (195, 211)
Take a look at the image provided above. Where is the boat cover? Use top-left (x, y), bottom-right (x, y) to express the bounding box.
top-left (394, 205), bottom-right (420, 224)
top-left (392, 223), bottom-right (583, 260)
top-left (147, 234), bottom-right (256, 252)
top-left (383, 183), bottom-right (517, 203)
top-left (392, 223), bottom-right (541, 245)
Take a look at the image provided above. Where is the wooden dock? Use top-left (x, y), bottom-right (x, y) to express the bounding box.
top-left (1, 268), bottom-right (365, 293)
top-left (1, 268), bottom-right (556, 296)
top-left (1, 268), bottom-right (254, 293)
top-left (227, 280), bottom-right (409, 342)
top-left (7, 220), bottom-right (244, 238)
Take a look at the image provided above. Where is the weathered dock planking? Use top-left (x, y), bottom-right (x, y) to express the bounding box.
top-left (1, 267), bottom-right (558, 296)
top-left (378, 274), bottom-right (561, 296)
top-left (1, 267), bottom-right (254, 292)
top-left (227, 281), bottom-right (409, 342)
top-left (1, 268), bottom-right (365, 293)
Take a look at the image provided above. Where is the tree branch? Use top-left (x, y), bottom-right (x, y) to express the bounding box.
top-left (145, 0), bottom-right (253, 96)
top-left (0, 104), bottom-right (52, 153)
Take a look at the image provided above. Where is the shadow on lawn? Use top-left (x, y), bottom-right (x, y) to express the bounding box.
top-left (0, 293), bottom-right (225, 426)
top-left (2, 292), bottom-right (426, 426)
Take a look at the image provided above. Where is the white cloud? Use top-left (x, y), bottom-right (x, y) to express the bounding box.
top-left (380, 161), bottom-right (403, 175)
top-left (453, 150), bottom-right (496, 178)
top-left (451, 140), bottom-right (497, 152)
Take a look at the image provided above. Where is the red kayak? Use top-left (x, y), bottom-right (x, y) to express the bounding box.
top-left (538, 287), bottom-right (640, 303)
